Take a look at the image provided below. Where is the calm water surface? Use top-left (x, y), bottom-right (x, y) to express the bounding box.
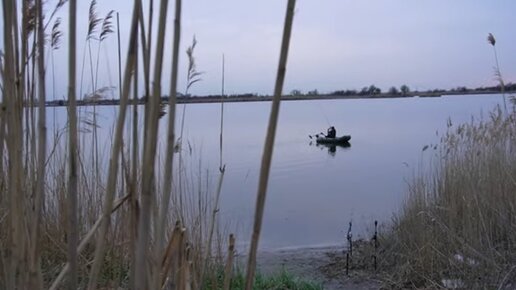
top-left (53, 94), bottom-right (503, 250)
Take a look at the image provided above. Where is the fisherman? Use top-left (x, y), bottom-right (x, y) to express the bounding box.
top-left (327, 126), bottom-right (336, 138)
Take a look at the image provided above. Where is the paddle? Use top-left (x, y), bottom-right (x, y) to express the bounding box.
top-left (308, 132), bottom-right (326, 139)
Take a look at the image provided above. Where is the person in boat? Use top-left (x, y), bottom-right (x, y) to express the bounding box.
top-left (326, 126), bottom-right (336, 138)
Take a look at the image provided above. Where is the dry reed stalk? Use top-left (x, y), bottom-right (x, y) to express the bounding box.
top-left (129, 10), bottom-right (140, 289)
top-left (189, 252), bottom-right (198, 290)
top-left (153, 0), bottom-right (182, 289)
top-left (210, 267), bottom-right (218, 290)
top-left (28, 0), bottom-right (47, 288)
top-left (86, 1), bottom-right (140, 288)
top-left (50, 18), bottom-right (62, 151)
top-left (183, 246), bottom-right (193, 290)
top-left (20, 0), bottom-right (28, 95)
top-left (49, 193), bottom-right (131, 290)
top-left (29, 37), bottom-right (37, 193)
top-left (86, 0), bottom-right (100, 197)
top-left (11, 0), bottom-right (20, 81)
top-left (219, 54), bottom-right (225, 169)
top-left (19, 1), bottom-right (28, 181)
top-left (0, 147), bottom-right (3, 200)
top-left (136, 0), bottom-right (170, 288)
top-left (0, 54), bottom-right (3, 92)
top-left (117, 12), bottom-right (123, 101)
top-left (29, 54), bottom-right (37, 192)
top-left (66, 0), bottom-right (79, 288)
top-left (177, 229), bottom-right (187, 290)
top-left (164, 227), bottom-right (186, 290)
top-left (175, 37), bottom-right (202, 224)
top-left (244, 1), bottom-right (296, 289)
top-left (223, 234), bottom-right (235, 290)
top-left (147, 0), bottom-right (154, 75)
top-left (136, 3), bottom-right (150, 102)
top-left (199, 51), bottom-right (227, 289)
top-left (0, 105), bottom-right (5, 195)
top-left (161, 223), bottom-right (180, 288)
top-left (2, 0), bottom-right (25, 288)
top-left (200, 165), bottom-right (225, 287)
top-left (79, 1), bottom-right (98, 104)
top-left (22, 1), bottom-right (35, 178)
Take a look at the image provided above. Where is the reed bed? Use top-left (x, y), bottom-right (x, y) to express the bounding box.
top-left (0, 0), bottom-right (297, 289)
top-left (383, 105), bottom-right (516, 288)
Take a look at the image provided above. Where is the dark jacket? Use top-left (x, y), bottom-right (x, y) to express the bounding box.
top-left (327, 127), bottom-right (336, 138)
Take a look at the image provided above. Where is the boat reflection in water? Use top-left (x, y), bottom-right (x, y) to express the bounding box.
top-left (309, 141), bottom-right (351, 157)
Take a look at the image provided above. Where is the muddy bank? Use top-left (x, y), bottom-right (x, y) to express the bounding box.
top-left (236, 245), bottom-right (382, 290)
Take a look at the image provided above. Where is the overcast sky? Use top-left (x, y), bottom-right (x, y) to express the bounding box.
top-left (2, 0), bottom-right (516, 98)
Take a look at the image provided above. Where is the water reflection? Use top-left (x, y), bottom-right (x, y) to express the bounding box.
top-left (309, 141), bottom-right (351, 156)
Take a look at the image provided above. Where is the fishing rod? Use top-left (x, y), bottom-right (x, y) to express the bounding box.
top-left (318, 102), bottom-right (331, 127)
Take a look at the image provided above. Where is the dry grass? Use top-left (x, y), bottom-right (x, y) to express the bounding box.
top-left (382, 106), bottom-right (516, 288)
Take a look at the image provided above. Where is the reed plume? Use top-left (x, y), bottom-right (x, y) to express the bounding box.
top-left (94, 10), bottom-right (115, 89)
top-left (51, 18), bottom-right (62, 50)
top-left (487, 33), bottom-right (496, 46)
top-left (179, 36), bottom-right (203, 130)
top-left (87, 0), bottom-right (101, 40)
top-left (24, 0), bottom-right (37, 35)
top-left (487, 33), bottom-right (507, 112)
top-left (100, 10), bottom-right (115, 41)
top-left (44, 0), bottom-right (68, 30)
top-left (176, 36), bottom-right (203, 221)
top-left (186, 36), bottom-right (203, 91)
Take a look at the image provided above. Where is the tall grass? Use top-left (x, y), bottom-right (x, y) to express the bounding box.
top-left (384, 106), bottom-right (516, 288)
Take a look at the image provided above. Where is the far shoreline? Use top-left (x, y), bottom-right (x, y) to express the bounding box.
top-left (44, 89), bottom-right (509, 107)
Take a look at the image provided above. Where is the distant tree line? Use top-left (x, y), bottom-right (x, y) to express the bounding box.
top-left (45, 82), bottom-right (516, 107)
top-left (330, 84), bottom-right (410, 97)
top-left (144, 82), bottom-right (516, 102)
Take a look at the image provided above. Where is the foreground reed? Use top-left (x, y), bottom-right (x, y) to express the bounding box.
top-left (0, 0), bottom-right (300, 289)
top-left (245, 0), bottom-right (296, 289)
top-left (383, 106), bottom-right (516, 288)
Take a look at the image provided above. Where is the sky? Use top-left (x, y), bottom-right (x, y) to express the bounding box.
top-left (2, 0), bottom-right (516, 98)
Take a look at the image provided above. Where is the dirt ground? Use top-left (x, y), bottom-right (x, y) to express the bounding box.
top-left (236, 245), bottom-right (383, 290)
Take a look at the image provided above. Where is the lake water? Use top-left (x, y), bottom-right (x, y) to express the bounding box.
top-left (50, 94), bottom-right (504, 250)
